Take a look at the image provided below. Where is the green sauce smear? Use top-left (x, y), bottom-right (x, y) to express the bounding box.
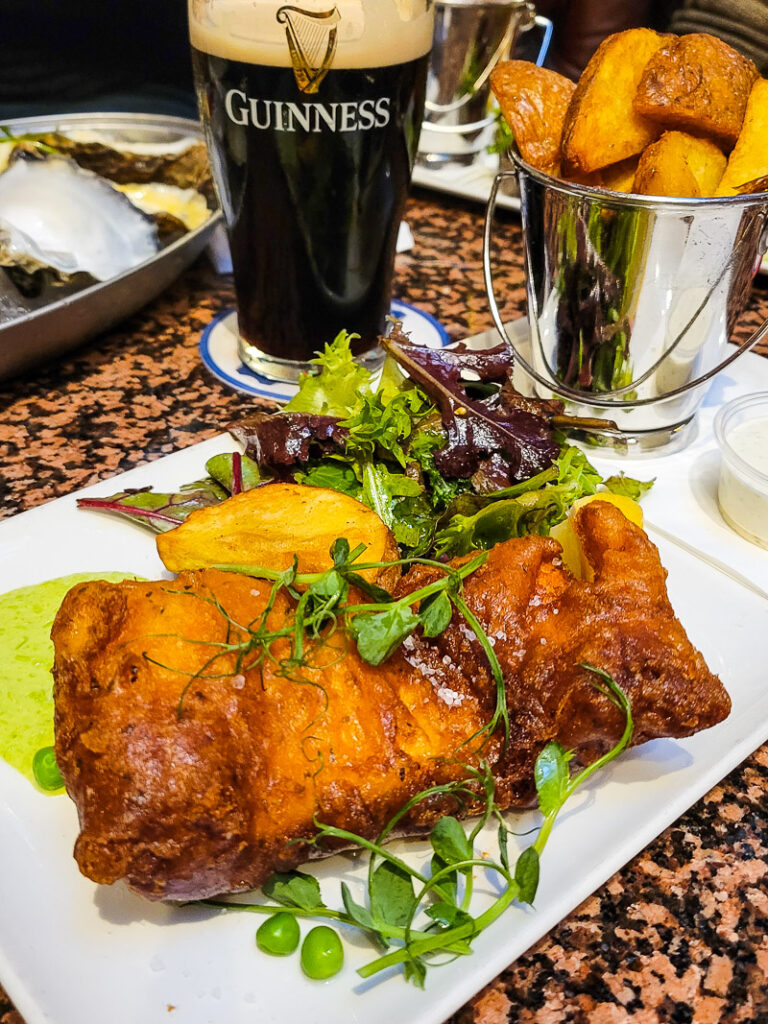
top-left (0, 573), bottom-right (142, 791)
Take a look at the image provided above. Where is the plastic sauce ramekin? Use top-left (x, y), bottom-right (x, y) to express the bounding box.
top-left (714, 392), bottom-right (768, 549)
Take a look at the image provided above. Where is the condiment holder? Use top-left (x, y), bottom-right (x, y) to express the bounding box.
top-left (484, 150), bottom-right (768, 454)
top-left (714, 392), bottom-right (768, 549)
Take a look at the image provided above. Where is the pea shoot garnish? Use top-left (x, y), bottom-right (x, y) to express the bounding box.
top-left (203, 665), bottom-right (634, 987)
top-left (153, 537), bottom-right (509, 751)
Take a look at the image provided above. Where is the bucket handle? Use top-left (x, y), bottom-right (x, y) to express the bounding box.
top-left (483, 170), bottom-right (768, 409)
top-left (528, 13), bottom-right (553, 67)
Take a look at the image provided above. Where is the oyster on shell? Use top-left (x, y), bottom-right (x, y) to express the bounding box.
top-left (113, 182), bottom-right (212, 230)
top-left (29, 132), bottom-right (215, 200)
top-left (0, 122), bottom-right (218, 331)
top-left (0, 154), bottom-right (160, 282)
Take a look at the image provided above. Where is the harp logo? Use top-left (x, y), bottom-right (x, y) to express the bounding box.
top-left (277, 5), bottom-right (341, 94)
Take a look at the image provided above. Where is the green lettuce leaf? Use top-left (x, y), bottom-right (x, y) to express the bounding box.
top-left (555, 446), bottom-right (603, 495)
top-left (296, 458), bottom-right (361, 498)
top-left (360, 461), bottom-right (435, 553)
top-left (433, 485), bottom-right (579, 558)
top-left (205, 452), bottom-right (262, 493)
top-left (342, 387), bottom-right (432, 467)
top-left (376, 354), bottom-right (409, 404)
top-left (602, 473), bottom-right (655, 500)
top-left (432, 446), bottom-right (605, 557)
top-left (284, 330), bottom-right (372, 416)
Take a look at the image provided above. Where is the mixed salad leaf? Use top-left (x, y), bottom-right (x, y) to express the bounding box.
top-left (78, 329), bottom-right (651, 557)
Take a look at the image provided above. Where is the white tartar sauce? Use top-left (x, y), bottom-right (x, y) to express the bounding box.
top-left (718, 417), bottom-right (768, 549)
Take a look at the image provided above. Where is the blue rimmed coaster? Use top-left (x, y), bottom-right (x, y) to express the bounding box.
top-left (199, 299), bottom-right (451, 402)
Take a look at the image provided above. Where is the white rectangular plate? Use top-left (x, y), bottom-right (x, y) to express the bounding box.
top-left (1, 391), bottom-right (767, 1024)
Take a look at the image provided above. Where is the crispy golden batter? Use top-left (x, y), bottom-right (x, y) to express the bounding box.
top-left (51, 504), bottom-right (729, 901)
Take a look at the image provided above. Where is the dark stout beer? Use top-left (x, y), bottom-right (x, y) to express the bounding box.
top-left (189, 1), bottom-right (433, 378)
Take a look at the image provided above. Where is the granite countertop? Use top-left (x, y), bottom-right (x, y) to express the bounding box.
top-left (0, 190), bottom-right (766, 1024)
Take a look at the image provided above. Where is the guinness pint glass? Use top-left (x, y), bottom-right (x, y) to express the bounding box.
top-left (189, 0), bottom-right (434, 380)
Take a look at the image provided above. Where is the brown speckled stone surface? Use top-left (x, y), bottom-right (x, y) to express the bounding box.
top-left (0, 190), bottom-right (767, 1024)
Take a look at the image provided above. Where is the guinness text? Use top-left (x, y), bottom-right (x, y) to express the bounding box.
top-left (225, 89), bottom-right (392, 132)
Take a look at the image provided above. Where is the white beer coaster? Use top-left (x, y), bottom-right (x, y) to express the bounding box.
top-left (199, 299), bottom-right (451, 401)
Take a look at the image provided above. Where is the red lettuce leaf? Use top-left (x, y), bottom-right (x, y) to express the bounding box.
top-left (382, 332), bottom-right (561, 484)
top-left (76, 487), bottom-right (224, 533)
top-left (229, 411), bottom-right (348, 474)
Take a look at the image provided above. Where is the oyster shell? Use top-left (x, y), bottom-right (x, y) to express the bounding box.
top-left (32, 132), bottom-right (214, 200)
top-left (0, 155), bottom-right (159, 282)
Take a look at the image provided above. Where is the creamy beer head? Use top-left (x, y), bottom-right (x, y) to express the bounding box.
top-left (189, 0), bottom-right (433, 69)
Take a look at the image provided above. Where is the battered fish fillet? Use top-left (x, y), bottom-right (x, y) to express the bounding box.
top-left (51, 503), bottom-right (730, 901)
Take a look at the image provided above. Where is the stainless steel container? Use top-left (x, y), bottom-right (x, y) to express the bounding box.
top-left (484, 151), bottom-right (768, 452)
top-left (418, 0), bottom-right (551, 166)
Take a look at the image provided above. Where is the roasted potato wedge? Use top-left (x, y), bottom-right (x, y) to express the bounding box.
top-left (573, 156), bottom-right (640, 193)
top-left (490, 60), bottom-right (576, 176)
top-left (561, 29), bottom-right (670, 175)
top-left (716, 78), bottom-right (768, 196)
top-left (156, 483), bottom-right (398, 582)
top-left (633, 131), bottom-right (726, 197)
top-left (598, 157), bottom-right (641, 193)
top-left (682, 134), bottom-right (728, 195)
top-left (634, 34), bottom-right (757, 150)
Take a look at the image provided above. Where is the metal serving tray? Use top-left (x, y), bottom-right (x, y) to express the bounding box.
top-left (0, 112), bottom-right (222, 381)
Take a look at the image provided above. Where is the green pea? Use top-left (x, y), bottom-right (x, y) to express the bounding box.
top-left (300, 925), bottom-right (343, 980)
top-left (32, 746), bottom-right (64, 791)
top-left (256, 913), bottom-right (300, 956)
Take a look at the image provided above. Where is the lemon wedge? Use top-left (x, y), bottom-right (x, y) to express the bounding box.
top-left (550, 494), bottom-right (644, 579)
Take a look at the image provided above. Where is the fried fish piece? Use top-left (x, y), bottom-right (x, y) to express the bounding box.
top-left (52, 503), bottom-right (730, 901)
top-left (634, 34), bottom-right (758, 151)
top-left (490, 60), bottom-right (576, 177)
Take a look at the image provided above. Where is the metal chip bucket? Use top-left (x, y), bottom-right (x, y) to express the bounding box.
top-left (418, 0), bottom-right (551, 166)
top-left (484, 150), bottom-right (768, 453)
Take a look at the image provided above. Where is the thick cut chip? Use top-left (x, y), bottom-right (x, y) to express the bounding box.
top-left (490, 60), bottom-right (576, 176)
top-left (598, 157), bottom-right (641, 193)
top-left (561, 29), bottom-right (670, 175)
top-left (717, 78), bottom-right (768, 196)
top-left (633, 131), bottom-right (727, 197)
top-left (156, 483), bottom-right (397, 581)
top-left (634, 34), bottom-right (758, 151)
top-left (573, 156), bottom-right (640, 193)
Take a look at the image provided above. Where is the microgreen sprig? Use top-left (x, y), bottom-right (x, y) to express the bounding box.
top-left (215, 538), bottom-right (510, 751)
top-left (136, 538), bottom-right (508, 745)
